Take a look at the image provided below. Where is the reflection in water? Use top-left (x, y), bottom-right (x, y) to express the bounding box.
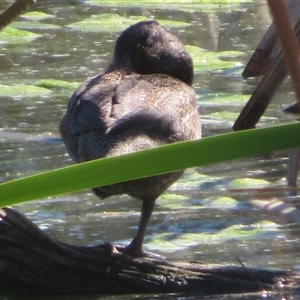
top-left (1, 1), bottom-right (300, 298)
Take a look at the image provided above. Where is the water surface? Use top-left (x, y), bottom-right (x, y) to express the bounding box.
top-left (0, 1), bottom-right (299, 299)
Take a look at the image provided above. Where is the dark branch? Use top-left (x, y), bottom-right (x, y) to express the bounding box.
top-left (0, 0), bottom-right (36, 32)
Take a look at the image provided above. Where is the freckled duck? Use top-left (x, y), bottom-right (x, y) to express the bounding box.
top-left (60, 20), bottom-right (201, 257)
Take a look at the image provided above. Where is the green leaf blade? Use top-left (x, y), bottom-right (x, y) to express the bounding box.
top-left (0, 122), bottom-right (300, 207)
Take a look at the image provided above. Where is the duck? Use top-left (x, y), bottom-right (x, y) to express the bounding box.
top-left (60, 20), bottom-right (201, 257)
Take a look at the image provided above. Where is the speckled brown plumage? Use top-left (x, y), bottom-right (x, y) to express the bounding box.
top-left (60, 20), bottom-right (201, 257)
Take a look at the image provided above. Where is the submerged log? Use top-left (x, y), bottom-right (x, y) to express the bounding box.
top-left (0, 207), bottom-right (299, 297)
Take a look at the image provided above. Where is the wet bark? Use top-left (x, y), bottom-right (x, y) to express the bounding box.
top-left (0, 207), bottom-right (299, 297)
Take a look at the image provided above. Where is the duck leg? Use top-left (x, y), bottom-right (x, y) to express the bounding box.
top-left (124, 198), bottom-right (156, 257)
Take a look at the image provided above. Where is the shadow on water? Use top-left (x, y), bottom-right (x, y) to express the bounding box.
top-left (1, 0), bottom-right (299, 299)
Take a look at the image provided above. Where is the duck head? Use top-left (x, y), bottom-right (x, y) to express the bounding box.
top-left (109, 20), bottom-right (194, 85)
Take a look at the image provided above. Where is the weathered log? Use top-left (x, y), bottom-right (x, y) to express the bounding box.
top-left (0, 207), bottom-right (299, 297)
